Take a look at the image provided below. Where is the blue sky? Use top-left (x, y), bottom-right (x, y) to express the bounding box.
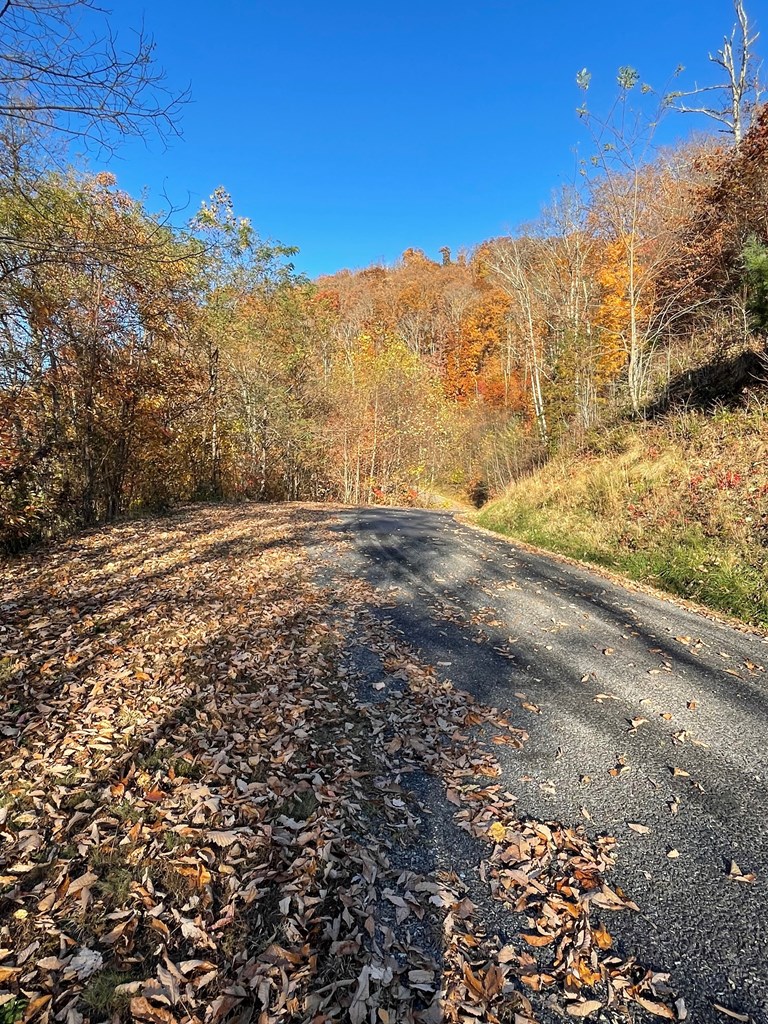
top-left (97, 1), bottom-right (757, 277)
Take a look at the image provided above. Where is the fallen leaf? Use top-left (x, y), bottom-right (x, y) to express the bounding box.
top-left (713, 1005), bottom-right (750, 1022)
top-left (487, 822), bottom-right (507, 843)
top-left (635, 995), bottom-right (676, 1018)
top-left (727, 860), bottom-right (756, 883)
top-left (593, 923), bottom-right (612, 950)
top-left (130, 997), bottom-right (176, 1024)
top-left (566, 1001), bottom-right (602, 1017)
top-left (69, 948), bottom-right (103, 980)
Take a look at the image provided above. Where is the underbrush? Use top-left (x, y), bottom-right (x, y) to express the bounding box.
top-left (478, 407), bottom-right (768, 626)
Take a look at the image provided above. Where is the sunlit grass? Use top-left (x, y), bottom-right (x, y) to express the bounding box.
top-left (478, 411), bottom-right (768, 626)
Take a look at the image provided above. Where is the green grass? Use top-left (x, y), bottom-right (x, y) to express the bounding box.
top-left (98, 865), bottom-right (135, 903)
top-left (0, 657), bottom-right (18, 685)
top-left (109, 799), bottom-right (142, 824)
top-left (279, 789), bottom-right (320, 821)
top-left (477, 415), bottom-right (768, 628)
top-left (81, 971), bottom-right (134, 1016)
top-left (480, 505), bottom-right (768, 625)
top-left (0, 999), bottom-right (25, 1024)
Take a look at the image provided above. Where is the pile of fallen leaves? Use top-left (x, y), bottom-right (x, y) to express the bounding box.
top-left (0, 504), bottom-right (677, 1024)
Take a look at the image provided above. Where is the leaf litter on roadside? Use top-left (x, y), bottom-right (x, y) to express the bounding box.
top-left (0, 506), bottom-right (680, 1023)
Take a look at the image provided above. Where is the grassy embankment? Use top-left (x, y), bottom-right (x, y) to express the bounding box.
top-left (477, 407), bottom-right (768, 627)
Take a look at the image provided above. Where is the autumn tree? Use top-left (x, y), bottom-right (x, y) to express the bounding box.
top-left (0, 170), bottom-right (203, 543)
top-left (658, 105), bottom-right (768, 359)
top-left (189, 188), bottom-right (321, 500)
top-left (534, 188), bottom-right (605, 431)
top-left (483, 235), bottom-right (551, 444)
top-left (574, 68), bottom-right (713, 413)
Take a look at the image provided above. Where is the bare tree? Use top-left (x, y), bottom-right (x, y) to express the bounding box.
top-left (670, 0), bottom-right (763, 144)
top-left (0, 0), bottom-right (186, 151)
top-left (575, 69), bottom-right (718, 414)
top-left (538, 187), bottom-right (601, 429)
top-left (484, 236), bottom-right (550, 445)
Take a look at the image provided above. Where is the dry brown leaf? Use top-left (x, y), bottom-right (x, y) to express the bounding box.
top-left (635, 995), bottom-right (676, 1018)
top-left (713, 1005), bottom-right (750, 1022)
top-left (130, 997), bottom-right (176, 1024)
top-left (593, 923), bottom-right (613, 950)
top-left (566, 1000), bottom-right (602, 1017)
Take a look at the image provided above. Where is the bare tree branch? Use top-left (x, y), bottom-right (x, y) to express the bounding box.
top-left (0, 0), bottom-right (187, 154)
top-left (669, 0), bottom-right (763, 144)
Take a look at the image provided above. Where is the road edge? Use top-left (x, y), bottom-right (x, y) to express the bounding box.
top-left (456, 512), bottom-right (768, 642)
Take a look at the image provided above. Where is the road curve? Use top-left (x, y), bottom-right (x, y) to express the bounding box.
top-left (333, 507), bottom-right (768, 1024)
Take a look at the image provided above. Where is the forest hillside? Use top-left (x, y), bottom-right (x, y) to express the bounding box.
top-left (2, 3), bottom-right (767, 624)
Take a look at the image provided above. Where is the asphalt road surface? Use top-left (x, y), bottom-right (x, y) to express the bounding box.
top-left (333, 507), bottom-right (768, 1024)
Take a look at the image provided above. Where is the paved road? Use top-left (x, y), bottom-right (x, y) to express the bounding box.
top-left (334, 507), bottom-right (768, 1024)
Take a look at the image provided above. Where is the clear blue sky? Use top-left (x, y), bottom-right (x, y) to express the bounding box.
top-left (98, 0), bottom-right (756, 277)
